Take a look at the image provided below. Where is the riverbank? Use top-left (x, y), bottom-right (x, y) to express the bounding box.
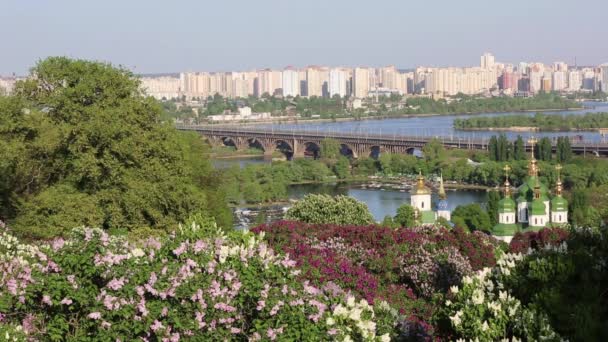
top-left (231, 176), bottom-right (491, 208)
top-left (203, 106), bottom-right (585, 126)
top-left (457, 126), bottom-right (604, 132)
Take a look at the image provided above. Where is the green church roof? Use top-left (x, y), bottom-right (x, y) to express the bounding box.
top-left (517, 176), bottom-right (549, 201)
top-left (492, 223), bottom-right (520, 236)
top-left (497, 197), bottom-right (516, 213)
top-left (551, 196), bottom-right (568, 212)
top-left (529, 199), bottom-right (546, 216)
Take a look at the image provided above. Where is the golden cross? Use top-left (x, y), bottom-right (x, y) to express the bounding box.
top-left (555, 164), bottom-right (562, 180)
top-left (528, 136), bottom-right (537, 159)
top-left (503, 164), bottom-right (511, 176)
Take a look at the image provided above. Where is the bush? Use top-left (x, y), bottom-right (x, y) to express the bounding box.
top-left (252, 221), bottom-right (500, 334)
top-left (0, 219), bottom-right (395, 341)
top-left (285, 194), bottom-right (375, 225)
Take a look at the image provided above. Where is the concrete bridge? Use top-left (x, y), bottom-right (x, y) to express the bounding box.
top-left (176, 125), bottom-right (608, 159)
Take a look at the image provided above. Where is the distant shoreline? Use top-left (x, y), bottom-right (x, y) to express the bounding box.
top-left (203, 106), bottom-right (584, 126)
top-left (457, 126), bottom-right (603, 132)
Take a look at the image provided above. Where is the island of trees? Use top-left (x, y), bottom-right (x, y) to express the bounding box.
top-left (454, 111), bottom-right (608, 131)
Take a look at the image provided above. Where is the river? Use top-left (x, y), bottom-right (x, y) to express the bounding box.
top-left (230, 181), bottom-right (486, 230)
top-left (216, 103), bottom-right (608, 228)
top-left (248, 101), bottom-right (608, 143)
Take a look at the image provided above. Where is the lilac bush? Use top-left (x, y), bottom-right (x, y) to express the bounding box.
top-left (0, 219), bottom-right (396, 341)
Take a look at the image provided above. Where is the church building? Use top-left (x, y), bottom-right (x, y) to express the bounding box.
top-left (492, 138), bottom-right (569, 243)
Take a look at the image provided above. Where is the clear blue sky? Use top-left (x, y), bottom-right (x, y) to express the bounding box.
top-left (1, 0), bottom-right (607, 75)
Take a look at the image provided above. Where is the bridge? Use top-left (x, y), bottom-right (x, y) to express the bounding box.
top-left (177, 125), bottom-right (608, 159)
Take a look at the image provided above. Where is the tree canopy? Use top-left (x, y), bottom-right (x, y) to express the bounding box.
top-left (0, 57), bottom-right (231, 239)
top-left (285, 194), bottom-right (374, 225)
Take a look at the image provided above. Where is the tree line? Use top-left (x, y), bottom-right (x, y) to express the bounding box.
top-left (454, 112), bottom-right (608, 131)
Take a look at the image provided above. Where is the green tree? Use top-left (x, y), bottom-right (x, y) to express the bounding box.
top-left (333, 156), bottom-right (350, 179)
top-left (1, 57), bottom-right (231, 239)
top-left (451, 204), bottom-right (492, 232)
top-left (285, 194), bottom-right (374, 225)
top-left (513, 135), bottom-right (526, 160)
top-left (556, 137), bottom-right (572, 163)
top-left (319, 138), bottom-right (341, 160)
top-left (394, 204), bottom-right (416, 227)
top-left (486, 190), bottom-right (501, 226)
top-left (488, 136), bottom-right (498, 161)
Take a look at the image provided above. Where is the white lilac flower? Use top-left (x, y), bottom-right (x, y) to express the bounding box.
top-left (346, 296), bottom-right (355, 308)
top-left (472, 289), bottom-right (485, 305)
top-left (450, 285), bottom-right (459, 294)
top-left (481, 320), bottom-right (489, 331)
top-left (326, 317), bottom-right (335, 326)
top-left (380, 334), bottom-right (390, 342)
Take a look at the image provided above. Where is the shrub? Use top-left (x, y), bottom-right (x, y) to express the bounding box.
top-left (509, 227), bottom-right (569, 254)
top-left (0, 219), bottom-right (395, 341)
top-left (285, 194), bottom-right (375, 225)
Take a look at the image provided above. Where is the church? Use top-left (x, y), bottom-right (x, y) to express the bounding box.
top-left (492, 140), bottom-right (568, 243)
top-left (409, 171), bottom-right (451, 225)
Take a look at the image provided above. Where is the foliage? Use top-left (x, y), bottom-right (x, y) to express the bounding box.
top-left (394, 204), bottom-right (416, 228)
top-left (319, 138), bottom-right (341, 160)
top-left (436, 253), bottom-right (560, 340)
top-left (509, 227), bottom-right (569, 254)
top-left (503, 227), bottom-right (608, 341)
top-left (0, 57), bottom-right (231, 238)
top-left (486, 190), bottom-right (501, 226)
top-left (252, 221), bottom-right (500, 336)
top-left (454, 111), bottom-right (608, 131)
top-left (285, 194), bottom-right (374, 225)
top-left (451, 204), bottom-right (492, 233)
top-left (0, 219), bottom-right (394, 341)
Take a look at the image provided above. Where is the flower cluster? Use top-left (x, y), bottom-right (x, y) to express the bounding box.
top-left (439, 252), bottom-right (560, 340)
top-left (0, 220), bottom-right (394, 341)
top-left (252, 221), bottom-right (500, 334)
top-left (509, 227), bottom-right (569, 254)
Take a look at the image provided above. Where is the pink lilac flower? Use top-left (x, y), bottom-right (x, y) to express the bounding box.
top-left (161, 307), bottom-right (168, 317)
top-left (22, 314), bottom-right (35, 334)
top-left (60, 298), bottom-right (73, 305)
top-left (328, 329), bottom-right (338, 335)
top-left (107, 277), bottom-right (126, 290)
top-left (173, 242), bottom-right (188, 257)
top-left (88, 312), bottom-right (102, 320)
top-left (193, 240), bottom-right (207, 253)
top-left (42, 295), bottom-right (52, 306)
top-left (256, 300), bottom-right (266, 311)
top-left (101, 321), bottom-right (112, 329)
top-left (51, 238), bottom-right (65, 251)
top-left (151, 320), bottom-right (164, 331)
top-left (230, 327), bottom-right (241, 334)
top-left (6, 278), bottom-right (18, 295)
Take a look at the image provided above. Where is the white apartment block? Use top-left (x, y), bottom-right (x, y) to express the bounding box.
top-left (141, 76), bottom-right (180, 100)
top-left (282, 68), bottom-right (300, 97)
top-left (329, 68), bottom-right (348, 97)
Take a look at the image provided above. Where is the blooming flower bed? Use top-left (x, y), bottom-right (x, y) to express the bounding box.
top-left (0, 219), bottom-right (396, 341)
top-left (251, 221), bottom-right (500, 335)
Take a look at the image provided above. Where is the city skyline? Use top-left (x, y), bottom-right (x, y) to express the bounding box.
top-left (2, 0), bottom-right (608, 75)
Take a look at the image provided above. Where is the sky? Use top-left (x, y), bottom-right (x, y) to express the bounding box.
top-left (1, 0), bottom-right (607, 75)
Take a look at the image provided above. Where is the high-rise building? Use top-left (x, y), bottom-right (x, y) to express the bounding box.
top-left (554, 62), bottom-right (568, 72)
top-left (306, 67), bottom-right (322, 97)
top-left (353, 67), bottom-right (370, 98)
top-left (329, 68), bottom-right (347, 97)
top-left (529, 71), bottom-right (542, 93)
top-left (141, 76), bottom-right (180, 100)
top-left (282, 67), bottom-right (300, 97)
top-left (601, 64), bottom-right (608, 93)
top-left (567, 70), bottom-right (582, 91)
top-left (481, 53), bottom-right (495, 69)
top-left (552, 71), bottom-right (566, 91)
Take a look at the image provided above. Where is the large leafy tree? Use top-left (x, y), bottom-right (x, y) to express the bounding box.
top-left (285, 194), bottom-right (374, 225)
top-left (0, 57), bottom-right (231, 239)
top-left (451, 204), bottom-right (492, 233)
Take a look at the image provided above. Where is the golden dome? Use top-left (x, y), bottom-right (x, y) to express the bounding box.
top-left (411, 170), bottom-right (431, 195)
